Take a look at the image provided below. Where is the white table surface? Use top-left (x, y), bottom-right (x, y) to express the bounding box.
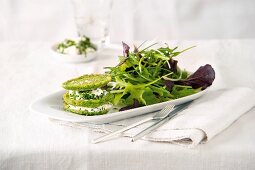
top-left (1, 40), bottom-right (255, 170)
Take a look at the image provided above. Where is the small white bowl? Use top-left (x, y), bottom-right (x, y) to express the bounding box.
top-left (51, 44), bottom-right (97, 63)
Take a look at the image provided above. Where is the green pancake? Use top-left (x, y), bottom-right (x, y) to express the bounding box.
top-left (62, 74), bottom-right (111, 91)
top-left (64, 103), bottom-right (110, 116)
top-left (63, 92), bottom-right (114, 108)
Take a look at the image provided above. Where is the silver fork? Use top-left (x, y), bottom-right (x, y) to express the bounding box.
top-left (91, 104), bottom-right (175, 144)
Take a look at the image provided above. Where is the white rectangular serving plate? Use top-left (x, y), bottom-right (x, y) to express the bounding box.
top-left (30, 89), bottom-right (208, 124)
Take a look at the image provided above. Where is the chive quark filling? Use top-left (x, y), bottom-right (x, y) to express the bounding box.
top-left (68, 88), bottom-right (108, 100)
top-left (67, 103), bottom-right (112, 112)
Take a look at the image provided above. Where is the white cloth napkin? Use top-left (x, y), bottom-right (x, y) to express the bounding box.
top-left (51, 87), bottom-right (255, 147)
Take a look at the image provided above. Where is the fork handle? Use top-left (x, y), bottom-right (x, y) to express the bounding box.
top-left (91, 117), bottom-right (153, 144)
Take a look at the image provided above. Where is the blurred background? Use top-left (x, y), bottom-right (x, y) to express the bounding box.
top-left (1, 0), bottom-right (255, 43)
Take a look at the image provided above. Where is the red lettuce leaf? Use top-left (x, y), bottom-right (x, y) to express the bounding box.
top-left (169, 58), bottom-right (178, 73)
top-left (176, 64), bottom-right (215, 90)
top-left (122, 42), bottom-right (130, 58)
top-left (164, 80), bottom-right (174, 91)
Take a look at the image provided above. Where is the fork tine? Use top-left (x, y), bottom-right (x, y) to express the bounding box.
top-left (153, 104), bottom-right (175, 119)
top-left (161, 105), bottom-right (173, 112)
top-left (162, 105), bottom-right (175, 112)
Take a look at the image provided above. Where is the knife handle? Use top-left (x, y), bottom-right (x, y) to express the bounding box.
top-left (131, 116), bottom-right (170, 142)
top-left (91, 117), bottom-right (152, 144)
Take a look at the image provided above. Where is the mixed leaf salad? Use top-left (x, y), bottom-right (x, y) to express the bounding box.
top-left (56, 36), bottom-right (97, 56)
top-left (105, 42), bottom-right (215, 111)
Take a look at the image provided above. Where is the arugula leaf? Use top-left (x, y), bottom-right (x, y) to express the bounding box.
top-left (142, 87), bottom-right (160, 105)
top-left (171, 85), bottom-right (201, 99)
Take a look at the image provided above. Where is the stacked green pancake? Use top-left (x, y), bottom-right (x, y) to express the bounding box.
top-left (62, 74), bottom-right (113, 116)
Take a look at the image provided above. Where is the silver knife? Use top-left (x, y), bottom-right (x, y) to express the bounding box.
top-left (131, 101), bottom-right (191, 142)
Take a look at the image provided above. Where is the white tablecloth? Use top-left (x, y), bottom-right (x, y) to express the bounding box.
top-left (1, 40), bottom-right (255, 170)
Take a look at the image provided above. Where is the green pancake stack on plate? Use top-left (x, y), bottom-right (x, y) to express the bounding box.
top-left (62, 74), bottom-right (114, 116)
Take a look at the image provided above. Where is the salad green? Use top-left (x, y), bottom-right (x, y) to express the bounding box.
top-left (106, 42), bottom-right (215, 110)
